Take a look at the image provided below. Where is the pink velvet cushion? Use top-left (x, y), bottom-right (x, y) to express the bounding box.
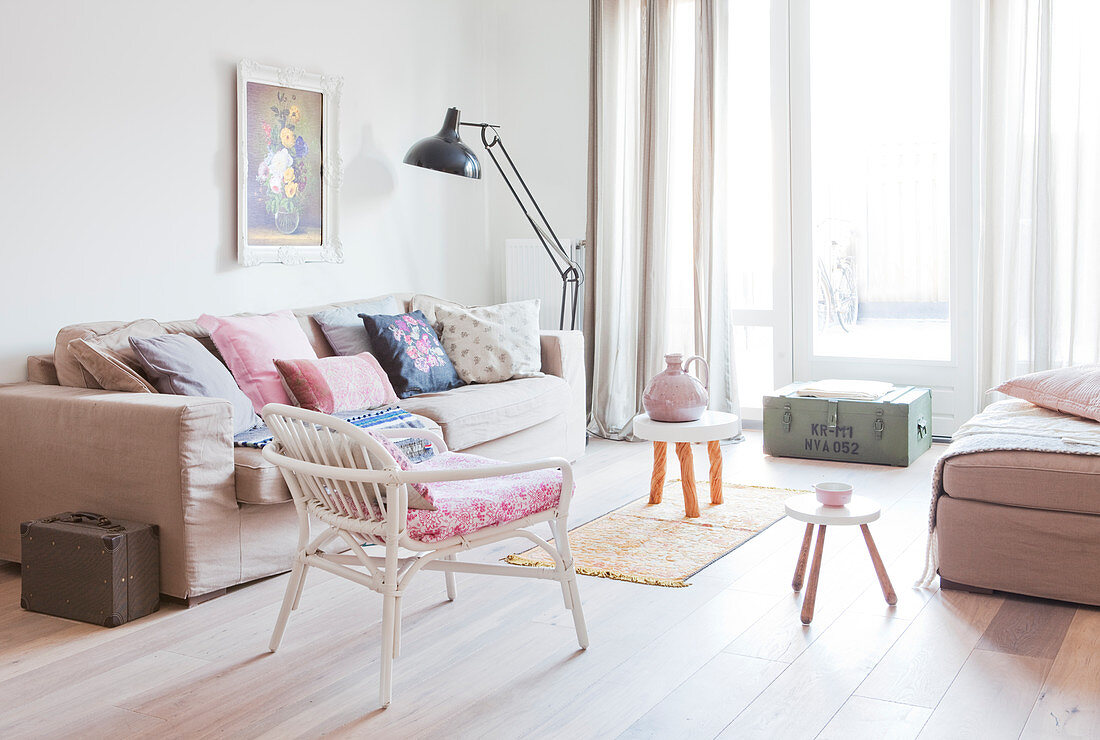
top-left (404, 452), bottom-right (563, 543)
top-left (274, 353), bottom-right (398, 414)
top-left (994, 365), bottom-right (1100, 422)
top-left (196, 310), bottom-right (317, 413)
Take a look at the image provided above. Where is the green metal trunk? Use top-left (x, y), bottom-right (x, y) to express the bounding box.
top-left (762, 384), bottom-right (932, 467)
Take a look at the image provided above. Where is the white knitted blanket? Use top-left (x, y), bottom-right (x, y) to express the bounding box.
top-left (917, 403), bottom-right (1100, 586)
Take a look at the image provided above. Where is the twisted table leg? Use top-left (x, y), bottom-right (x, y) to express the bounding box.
top-left (707, 440), bottom-right (723, 504)
top-left (649, 441), bottom-right (667, 504)
top-left (675, 442), bottom-right (700, 517)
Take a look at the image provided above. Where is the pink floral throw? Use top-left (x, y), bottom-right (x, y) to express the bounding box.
top-left (405, 452), bottom-right (563, 543)
top-left (274, 352), bottom-right (398, 414)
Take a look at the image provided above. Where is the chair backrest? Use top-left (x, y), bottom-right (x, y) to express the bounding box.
top-left (260, 404), bottom-right (402, 524)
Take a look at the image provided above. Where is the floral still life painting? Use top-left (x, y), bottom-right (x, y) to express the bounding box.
top-left (237, 60), bottom-right (342, 266)
top-left (247, 82), bottom-right (321, 244)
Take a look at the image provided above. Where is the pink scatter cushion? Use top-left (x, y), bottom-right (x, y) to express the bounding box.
top-left (274, 353), bottom-right (399, 414)
top-left (196, 310), bottom-right (317, 413)
top-left (994, 365), bottom-right (1100, 422)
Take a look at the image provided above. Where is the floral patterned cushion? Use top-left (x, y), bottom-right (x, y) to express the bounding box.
top-left (404, 452), bottom-right (564, 543)
top-left (360, 310), bottom-right (464, 399)
top-left (274, 353), bottom-right (398, 414)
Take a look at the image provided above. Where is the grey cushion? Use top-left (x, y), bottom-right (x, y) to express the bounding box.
top-left (312, 297), bottom-right (402, 356)
top-left (129, 334), bottom-right (261, 435)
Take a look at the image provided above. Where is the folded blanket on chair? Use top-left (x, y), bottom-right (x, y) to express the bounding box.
top-left (234, 406), bottom-right (434, 462)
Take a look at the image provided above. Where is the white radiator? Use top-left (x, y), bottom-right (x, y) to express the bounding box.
top-left (504, 238), bottom-right (585, 330)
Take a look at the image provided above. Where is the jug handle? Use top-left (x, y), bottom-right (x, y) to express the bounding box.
top-left (682, 355), bottom-right (709, 390)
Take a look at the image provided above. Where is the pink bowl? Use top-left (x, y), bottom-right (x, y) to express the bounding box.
top-left (815, 482), bottom-right (853, 507)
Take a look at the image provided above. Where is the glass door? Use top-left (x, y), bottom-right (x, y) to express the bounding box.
top-left (789, 0), bottom-right (978, 436)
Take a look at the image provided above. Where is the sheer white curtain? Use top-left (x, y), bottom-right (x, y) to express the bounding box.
top-left (586, 0), bottom-right (740, 439)
top-left (980, 0), bottom-right (1100, 394)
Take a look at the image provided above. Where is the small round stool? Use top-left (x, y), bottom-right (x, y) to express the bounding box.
top-left (784, 493), bottom-right (896, 624)
top-left (632, 411), bottom-right (740, 518)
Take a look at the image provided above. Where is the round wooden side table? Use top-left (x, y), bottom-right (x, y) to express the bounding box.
top-left (784, 493), bottom-right (897, 624)
top-left (632, 411), bottom-right (740, 518)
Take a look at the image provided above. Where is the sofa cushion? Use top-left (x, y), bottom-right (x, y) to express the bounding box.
top-left (197, 310), bottom-right (318, 413)
top-left (130, 334), bottom-right (261, 435)
top-left (942, 449), bottom-right (1100, 516)
top-left (361, 311), bottom-right (464, 399)
top-left (275, 353), bottom-right (397, 414)
top-left (312, 297), bottom-right (402, 356)
top-left (436, 299), bottom-right (543, 384)
top-left (54, 319), bottom-right (165, 388)
top-left (234, 446), bottom-right (290, 505)
top-left (409, 294), bottom-right (464, 335)
top-left (398, 375), bottom-right (569, 451)
top-left (995, 365), bottom-right (1100, 423)
top-left (68, 337), bottom-right (158, 393)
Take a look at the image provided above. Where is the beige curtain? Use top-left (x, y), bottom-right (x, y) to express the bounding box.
top-left (979, 0), bottom-right (1100, 394)
top-left (586, 0), bottom-right (741, 440)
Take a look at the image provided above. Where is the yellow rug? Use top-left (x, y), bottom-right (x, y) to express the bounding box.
top-left (505, 481), bottom-right (805, 587)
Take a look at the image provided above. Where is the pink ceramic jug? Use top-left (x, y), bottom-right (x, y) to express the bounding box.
top-left (642, 353), bottom-right (710, 422)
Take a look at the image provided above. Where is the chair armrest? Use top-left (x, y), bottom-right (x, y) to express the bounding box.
top-left (539, 331), bottom-right (586, 461)
top-left (397, 457), bottom-right (572, 484)
top-left (0, 383), bottom-right (239, 598)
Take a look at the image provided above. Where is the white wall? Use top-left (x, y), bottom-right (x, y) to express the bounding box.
top-left (482, 0), bottom-right (591, 303)
top-left (0, 0), bottom-right (503, 382)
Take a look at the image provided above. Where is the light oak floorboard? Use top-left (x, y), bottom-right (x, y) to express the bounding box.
top-left (620, 652), bottom-right (786, 739)
top-left (818, 696), bottom-right (932, 740)
top-left (917, 649), bottom-right (1051, 739)
top-left (1021, 608), bottom-right (1100, 738)
top-left (717, 611), bottom-right (911, 738)
top-left (857, 589), bottom-right (1005, 708)
top-left (977, 596), bottom-right (1078, 659)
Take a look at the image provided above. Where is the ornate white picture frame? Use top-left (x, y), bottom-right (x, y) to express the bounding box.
top-left (237, 59), bottom-right (343, 266)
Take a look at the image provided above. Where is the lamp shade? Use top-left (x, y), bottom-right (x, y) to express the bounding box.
top-left (403, 107), bottom-right (481, 179)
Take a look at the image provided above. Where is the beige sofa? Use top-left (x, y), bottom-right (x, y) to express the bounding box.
top-left (0, 295), bottom-right (586, 601)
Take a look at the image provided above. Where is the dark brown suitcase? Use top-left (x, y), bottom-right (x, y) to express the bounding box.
top-left (20, 511), bottom-right (160, 627)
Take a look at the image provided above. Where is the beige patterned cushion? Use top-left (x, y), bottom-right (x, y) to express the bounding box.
top-left (435, 300), bottom-right (542, 384)
top-left (410, 294), bottom-right (465, 335)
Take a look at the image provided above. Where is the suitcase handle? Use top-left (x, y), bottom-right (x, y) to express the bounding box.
top-left (44, 511), bottom-right (124, 532)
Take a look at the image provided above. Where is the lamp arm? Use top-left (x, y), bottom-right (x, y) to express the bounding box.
top-left (460, 122), bottom-right (584, 330)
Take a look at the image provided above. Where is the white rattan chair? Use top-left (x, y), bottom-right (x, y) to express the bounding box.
top-left (259, 404), bottom-right (589, 708)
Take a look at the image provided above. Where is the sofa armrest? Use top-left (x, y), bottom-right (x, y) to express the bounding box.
top-left (540, 331), bottom-right (586, 460)
top-left (0, 383), bottom-right (239, 598)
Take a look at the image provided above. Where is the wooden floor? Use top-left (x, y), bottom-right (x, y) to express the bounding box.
top-left (1, 432), bottom-right (1098, 739)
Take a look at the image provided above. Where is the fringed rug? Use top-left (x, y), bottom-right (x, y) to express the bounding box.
top-left (505, 481), bottom-right (805, 587)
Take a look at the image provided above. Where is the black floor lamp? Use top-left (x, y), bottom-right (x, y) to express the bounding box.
top-left (403, 107), bottom-right (584, 331)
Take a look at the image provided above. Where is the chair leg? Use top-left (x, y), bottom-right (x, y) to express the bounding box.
top-left (551, 518), bottom-right (589, 649)
top-left (549, 521), bottom-right (573, 609)
top-left (269, 558), bottom-right (306, 652)
top-left (444, 554), bottom-right (458, 602)
top-left (393, 595), bottom-right (403, 659)
top-left (379, 593), bottom-right (397, 708)
top-left (291, 562), bottom-right (310, 610)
